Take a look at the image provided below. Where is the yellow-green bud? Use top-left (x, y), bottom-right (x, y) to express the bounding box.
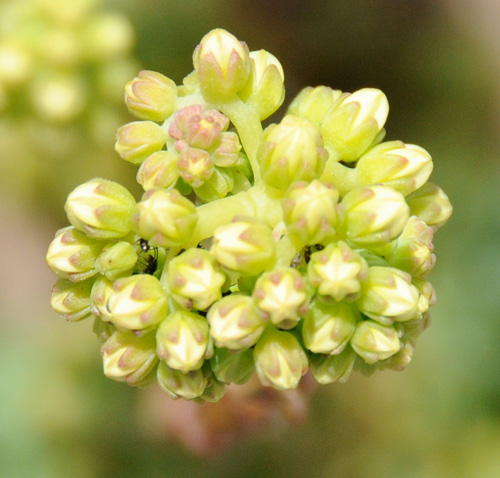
top-left (115, 120), bottom-right (168, 165)
top-left (176, 147), bottom-right (214, 188)
top-left (258, 114), bottom-right (328, 191)
top-left (210, 347), bottom-right (255, 384)
top-left (106, 274), bottom-right (169, 331)
top-left (101, 330), bottom-right (158, 387)
top-left (198, 375), bottom-right (227, 402)
top-left (46, 226), bottom-right (103, 281)
top-left (90, 276), bottom-right (114, 321)
top-left (358, 266), bottom-right (420, 324)
top-left (156, 310), bottom-right (209, 373)
top-left (303, 301), bottom-right (357, 355)
top-left (403, 310), bottom-right (431, 344)
top-left (322, 88), bottom-right (389, 161)
top-left (64, 178), bottom-right (136, 240)
top-left (50, 278), bottom-right (93, 321)
top-left (167, 249), bottom-right (226, 310)
top-left (282, 180), bottom-right (339, 248)
top-left (310, 346), bottom-right (356, 384)
top-left (211, 216), bottom-right (277, 276)
top-left (238, 49), bottom-right (285, 120)
top-left (380, 336), bottom-right (414, 371)
top-left (412, 278), bottom-right (436, 318)
top-left (193, 28), bottom-right (251, 101)
top-left (93, 317), bottom-right (116, 344)
top-left (212, 132), bottom-right (242, 167)
top-left (125, 70), bottom-right (177, 122)
top-left (406, 182), bottom-right (453, 230)
top-left (136, 150), bottom-right (179, 191)
top-left (307, 241), bottom-right (368, 302)
top-left (157, 362), bottom-right (207, 400)
top-left (253, 267), bottom-right (309, 329)
top-left (132, 188), bottom-right (198, 248)
top-left (207, 295), bottom-right (266, 350)
top-left (350, 320), bottom-right (400, 364)
top-left (95, 241), bottom-right (138, 280)
top-left (341, 184), bottom-right (410, 247)
top-left (254, 328), bottom-right (308, 390)
top-left (193, 166), bottom-right (234, 203)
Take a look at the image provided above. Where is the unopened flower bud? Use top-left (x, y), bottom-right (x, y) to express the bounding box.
top-left (95, 241), bottom-right (137, 280)
top-left (136, 150), bottom-right (179, 191)
top-left (93, 317), bottom-right (116, 344)
top-left (132, 188), bottom-right (198, 248)
top-left (50, 278), bottom-right (93, 321)
top-left (156, 311), bottom-right (209, 373)
top-left (210, 347), bottom-right (255, 384)
top-left (307, 241), bottom-right (368, 302)
top-left (125, 70), bottom-right (177, 122)
top-left (64, 178), bottom-right (136, 240)
top-left (102, 330), bottom-right (158, 387)
top-left (254, 328), bottom-right (308, 390)
top-left (211, 216), bottom-right (276, 275)
top-left (310, 346), bottom-right (356, 384)
top-left (341, 184), bottom-right (410, 247)
top-left (212, 132), bottom-right (242, 167)
top-left (207, 295), bottom-right (266, 350)
top-left (90, 276), bottom-right (114, 321)
top-left (380, 336), bottom-right (414, 371)
top-left (406, 182), bottom-right (453, 230)
top-left (176, 147), bottom-right (214, 188)
top-left (167, 249), bottom-right (226, 310)
top-left (258, 115), bottom-right (328, 191)
top-left (106, 274), bottom-right (169, 331)
top-left (350, 320), bottom-right (401, 364)
top-left (193, 166), bottom-right (234, 203)
top-left (412, 278), bottom-right (436, 317)
top-left (322, 88), bottom-right (389, 161)
top-left (157, 362), bottom-right (208, 400)
top-left (115, 120), bottom-right (168, 165)
top-left (198, 374), bottom-right (227, 402)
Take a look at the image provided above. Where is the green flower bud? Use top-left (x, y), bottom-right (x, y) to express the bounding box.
top-left (115, 120), bottom-right (168, 165)
top-left (303, 301), bottom-right (357, 355)
top-left (379, 336), bottom-right (414, 371)
top-left (50, 278), bottom-right (93, 321)
top-left (207, 295), bottom-right (266, 350)
top-left (341, 184), bottom-right (410, 247)
top-left (238, 49), bottom-right (285, 120)
top-left (167, 249), bottom-right (226, 310)
top-left (106, 274), bottom-right (169, 331)
top-left (254, 328), bottom-right (308, 390)
top-left (90, 276), bottom-right (114, 321)
top-left (95, 241), bottom-right (138, 280)
top-left (136, 150), bottom-right (179, 191)
top-left (132, 188), bottom-right (198, 248)
top-left (282, 180), bottom-right (339, 248)
top-left (193, 28), bottom-right (251, 101)
top-left (101, 330), bottom-right (158, 387)
top-left (355, 141), bottom-right (433, 196)
top-left (210, 347), bottom-right (255, 384)
top-left (406, 182), bottom-right (453, 230)
top-left (358, 266), bottom-right (420, 324)
top-left (211, 216), bottom-right (276, 276)
top-left (193, 166), bottom-right (234, 203)
top-left (258, 114), bottom-right (328, 191)
top-left (307, 241), bottom-right (368, 302)
top-left (253, 267), bottom-right (309, 329)
top-left (176, 147), bottom-right (214, 188)
top-left (310, 346), bottom-right (356, 384)
top-left (322, 88), bottom-right (389, 161)
top-left (64, 178), bottom-right (136, 240)
top-left (198, 374), bottom-right (227, 402)
top-left (156, 311), bottom-right (209, 373)
top-left (403, 311), bottom-right (431, 344)
top-left (157, 361), bottom-right (207, 400)
top-left (412, 278), bottom-right (436, 318)
top-left (124, 70), bottom-right (177, 122)
top-left (350, 320), bottom-right (400, 364)
top-left (93, 317), bottom-right (116, 344)
top-left (212, 131), bottom-right (242, 167)
top-left (46, 226), bottom-right (103, 281)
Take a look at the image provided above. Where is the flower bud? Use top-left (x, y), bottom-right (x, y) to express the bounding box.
top-left (157, 362), bottom-right (208, 400)
top-left (125, 70), bottom-right (177, 122)
top-left (102, 330), bottom-right (158, 387)
top-left (406, 182), bottom-right (453, 230)
top-left (253, 267), bottom-right (309, 329)
top-left (193, 166), bottom-right (234, 203)
top-left (322, 88), bottom-right (389, 161)
top-left (95, 241), bottom-right (138, 280)
top-left (207, 295), bottom-right (266, 350)
top-left (238, 49), bottom-right (285, 120)
top-left (258, 115), bottom-right (328, 191)
top-left (193, 28), bottom-right (251, 101)
top-left (355, 141), bottom-right (433, 196)
top-left (212, 132), bottom-right (242, 167)
top-left (50, 278), bottom-right (93, 321)
top-left (341, 184), bottom-right (410, 247)
top-left (380, 336), bottom-right (414, 371)
top-left (307, 241), bottom-right (368, 302)
top-left (46, 226), bottom-right (103, 281)
top-left (303, 301), bottom-right (357, 355)
top-left (90, 276), bottom-right (114, 321)
top-left (358, 266), bottom-right (420, 324)
top-left (282, 180), bottom-right (339, 248)
top-left (115, 120), bottom-right (168, 165)
top-left (311, 347), bottom-right (356, 384)
top-left (132, 188), bottom-right (198, 248)
top-left (106, 274), bottom-right (169, 331)
top-left (64, 178), bottom-right (136, 240)
top-left (93, 317), bottom-right (116, 344)
top-left (198, 375), bottom-right (227, 402)
top-left (136, 150), bottom-right (179, 191)
top-left (156, 311), bottom-right (209, 373)
top-left (210, 347), bottom-right (255, 384)
top-left (167, 249), bottom-right (226, 310)
top-left (412, 278), bottom-right (436, 317)
top-left (211, 216), bottom-right (276, 276)
top-left (176, 147), bottom-right (214, 188)
top-left (254, 328), bottom-right (308, 390)
top-left (350, 320), bottom-right (401, 364)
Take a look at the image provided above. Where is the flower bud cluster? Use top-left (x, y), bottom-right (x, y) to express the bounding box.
top-left (47, 29), bottom-right (452, 402)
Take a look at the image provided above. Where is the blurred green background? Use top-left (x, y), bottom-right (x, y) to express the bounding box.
top-left (2, 0), bottom-right (500, 476)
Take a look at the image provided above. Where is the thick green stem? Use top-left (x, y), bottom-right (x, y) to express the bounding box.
top-left (320, 146), bottom-right (359, 195)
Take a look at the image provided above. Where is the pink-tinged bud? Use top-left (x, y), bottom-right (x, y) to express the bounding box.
top-left (176, 147), bottom-right (215, 188)
top-left (350, 320), bottom-right (401, 364)
top-left (50, 278), bottom-right (94, 322)
top-left (95, 241), bottom-right (138, 280)
top-left (136, 150), bottom-right (179, 191)
top-left (406, 182), bottom-right (453, 231)
top-left (212, 132), bottom-right (242, 167)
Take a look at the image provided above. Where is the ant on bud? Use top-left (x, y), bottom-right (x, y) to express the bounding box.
top-left (136, 238), bottom-right (159, 275)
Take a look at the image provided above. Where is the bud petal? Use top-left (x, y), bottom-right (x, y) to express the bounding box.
top-left (50, 278), bottom-right (94, 321)
top-left (136, 150), bottom-right (179, 191)
top-left (193, 166), bottom-right (234, 203)
top-left (95, 241), bottom-right (138, 280)
top-left (406, 182), bottom-right (453, 230)
top-left (310, 346), bottom-right (356, 384)
top-left (90, 276), bottom-right (114, 321)
top-left (176, 147), bottom-right (214, 188)
top-left (210, 347), bottom-right (255, 384)
top-left (157, 362), bottom-right (208, 400)
top-left (212, 131), bottom-right (242, 167)
top-left (350, 320), bottom-right (400, 364)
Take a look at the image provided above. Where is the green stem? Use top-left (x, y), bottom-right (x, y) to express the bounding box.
top-left (320, 146), bottom-right (359, 195)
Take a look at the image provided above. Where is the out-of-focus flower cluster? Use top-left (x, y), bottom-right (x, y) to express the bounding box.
top-left (46, 28), bottom-right (452, 402)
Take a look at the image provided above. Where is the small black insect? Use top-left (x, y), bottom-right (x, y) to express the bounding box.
top-left (136, 238), bottom-right (159, 275)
